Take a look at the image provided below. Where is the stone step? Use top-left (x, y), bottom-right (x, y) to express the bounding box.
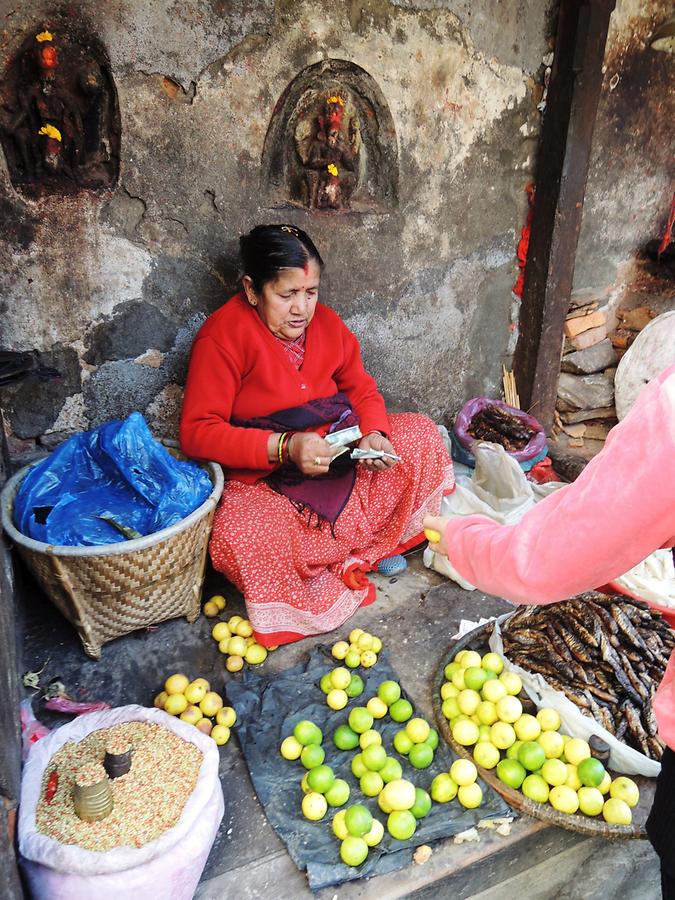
top-left (464, 836), bottom-right (660, 900)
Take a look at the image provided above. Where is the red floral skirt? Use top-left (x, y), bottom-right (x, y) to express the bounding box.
top-left (208, 413), bottom-right (454, 646)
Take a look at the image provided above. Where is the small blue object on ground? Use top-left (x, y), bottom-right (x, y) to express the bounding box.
top-left (377, 554), bottom-right (408, 576)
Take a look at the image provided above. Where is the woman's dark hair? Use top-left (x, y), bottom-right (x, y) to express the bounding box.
top-left (239, 224), bottom-right (324, 292)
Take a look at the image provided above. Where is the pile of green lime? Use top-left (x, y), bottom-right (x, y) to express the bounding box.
top-left (392, 716), bottom-right (439, 770)
top-left (331, 628), bottom-right (382, 669)
top-left (280, 719), bottom-right (352, 821)
top-left (320, 666), bottom-right (365, 710)
top-left (441, 648), bottom-right (640, 825)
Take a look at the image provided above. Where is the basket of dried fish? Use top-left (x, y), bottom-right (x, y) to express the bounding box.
top-left (453, 398), bottom-right (547, 467)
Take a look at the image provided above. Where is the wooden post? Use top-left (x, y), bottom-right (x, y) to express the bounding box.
top-left (513, 0), bottom-right (616, 430)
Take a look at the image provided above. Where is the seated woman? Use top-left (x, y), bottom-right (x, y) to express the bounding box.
top-left (180, 224), bottom-right (453, 647)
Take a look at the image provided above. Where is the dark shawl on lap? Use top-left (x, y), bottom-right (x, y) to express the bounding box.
top-left (232, 393), bottom-right (359, 526)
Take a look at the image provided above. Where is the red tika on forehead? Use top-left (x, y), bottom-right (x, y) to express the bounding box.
top-left (303, 261), bottom-right (309, 275)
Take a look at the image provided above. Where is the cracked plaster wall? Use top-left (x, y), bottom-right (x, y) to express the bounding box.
top-left (0, 0), bottom-right (554, 456)
top-left (572, 0), bottom-right (674, 312)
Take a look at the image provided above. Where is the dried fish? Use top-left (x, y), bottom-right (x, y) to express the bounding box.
top-left (615, 714), bottom-right (628, 743)
top-left (501, 593), bottom-right (671, 760)
top-left (624, 703), bottom-right (651, 756)
top-left (585, 683), bottom-right (618, 704)
top-left (588, 601), bottom-right (619, 635)
top-left (647, 736), bottom-right (664, 760)
top-left (611, 604), bottom-right (653, 657)
top-left (545, 624), bottom-right (576, 664)
top-left (643, 702), bottom-right (659, 738)
top-left (555, 622), bottom-right (594, 664)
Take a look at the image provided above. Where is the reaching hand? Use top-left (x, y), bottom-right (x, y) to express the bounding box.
top-left (357, 431), bottom-right (398, 473)
top-left (422, 515), bottom-right (451, 556)
top-left (288, 432), bottom-right (338, 476)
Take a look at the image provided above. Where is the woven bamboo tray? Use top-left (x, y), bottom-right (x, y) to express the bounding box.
top-left (1, 449), bottom-right (223, 659)
top-left (432, 619), bottom-right (655, 839)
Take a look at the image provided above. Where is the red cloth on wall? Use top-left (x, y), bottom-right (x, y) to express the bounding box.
top-left (179, 293), bottom-right (390, 482)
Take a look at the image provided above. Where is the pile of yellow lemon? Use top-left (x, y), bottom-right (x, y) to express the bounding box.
top-left (441, 648), bottom-right (640, 825)
top-left (209, 611), bottom-right (271, 672)
top-left (154, 673), bottom-right (236, 746)
top-left (202, 593), bottom-right (228, 618)
top-left (331, 628), bottom-right (382, 669)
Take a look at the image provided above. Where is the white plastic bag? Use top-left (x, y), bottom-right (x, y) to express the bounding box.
top-left (19, 705), bottom-right (224, 900)
top-left (613, 549), bottom-right (675, 610)
top-left (424, 442), bottom-right (563, 586)
top-left (487, 620), bottom-right (661, 778)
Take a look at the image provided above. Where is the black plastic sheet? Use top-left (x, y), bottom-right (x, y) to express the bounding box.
top-left (228, 647), bottom-right (511, 891)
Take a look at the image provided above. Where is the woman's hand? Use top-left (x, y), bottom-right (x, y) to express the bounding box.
top-left (357, 431), bottom-right (398, 473)
top-left (422, 515), bottom-right (450, 556)
top-left (288, 432), bottom-right (338, 476)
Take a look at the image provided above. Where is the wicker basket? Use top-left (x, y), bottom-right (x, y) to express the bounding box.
top-left (0, 452), bottom-right (223, 659)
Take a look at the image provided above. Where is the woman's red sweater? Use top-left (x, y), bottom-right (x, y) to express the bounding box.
top-left (179, 292), bottom-right (390, 483)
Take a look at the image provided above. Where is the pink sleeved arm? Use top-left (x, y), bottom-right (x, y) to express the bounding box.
top-left (443, 366), bottom-right (675, 606)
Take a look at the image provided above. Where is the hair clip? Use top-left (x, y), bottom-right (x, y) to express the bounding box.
top-left (280, 225), bottom-right (299, 236)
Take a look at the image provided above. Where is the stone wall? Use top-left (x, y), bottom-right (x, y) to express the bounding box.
top-left (0, 0), bottom-right (554, 457)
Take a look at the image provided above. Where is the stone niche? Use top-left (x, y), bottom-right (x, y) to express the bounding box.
top-left (262, 59), bottom-right (398, 213)
top-left (0, 20), bottom-right (120, 196)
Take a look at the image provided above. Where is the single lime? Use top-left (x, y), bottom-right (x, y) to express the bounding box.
top-left (294, 720), bottom-right (322, 746)
top-left (346, 674), bottom-right (365, 698)
top-left (378, 680), bottom-right (402, 705)
top-left (410, 787), bottom-right (432, 819)
top-left (518, 741), bottom-right (546, 772)
top-left (332, 809), bottom-right (349, 839)
top-left (280, 736), bottom-right (303, 760)
top-left (577, 757), bottom-right (606, 788)
top-left (359, 729), bottom-right (382, 750)
top-left (348, 707), bottom-right (374, 734)
top-left (363, 818), bottom-right (384, 847)
top-left (389, 698), bottom-right (413, 723)
top-left (360, 771), bottom-right (384, 797)
top-left (325, 778), bottom-right (350, 807)
top-left (330, 667), bottom-right (352, 690)
top-left (333, 724), bottom-right (360, 751)
top-left (408, 743), bottom-right (434, 769)
top-left (351, 753), bottom-right (368, 779)
top-left (393, 730), bottom-right (414, 755)
top-left (362, 744), bottom-right (387, 771)
top-left (458, 783), bottom-right (483, 809)
top-left (307, 765), bottom-right (335, 794)
top-left (344, 803), bottom-right (373, 837)
top-left (430, 772), bottom-right (458, 802)
top-left (340, 835), bottom-right (369, 866)
top-left (380, 756), bottom-right (403, 783)
top-left (387, 810), bottom-right (417, 841)
top-left (300, 744), bottom-right (325, 770)
top-left (464, 665), bottom-right (490, 691)
top-left (496, 758), bottom-right (526, 790)
top-left (302, 792), bottom-right (328, 821)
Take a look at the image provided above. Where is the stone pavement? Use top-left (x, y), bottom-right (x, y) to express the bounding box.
top-left (21, 550), bottom-right (661, 900)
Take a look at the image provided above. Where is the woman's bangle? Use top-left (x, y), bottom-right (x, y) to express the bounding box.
top-left (282, 432), bottom-right (295, 464)
top-left (277, 432), bottom-right (288, 464)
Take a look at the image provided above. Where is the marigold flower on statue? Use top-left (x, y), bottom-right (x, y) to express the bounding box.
top-left (36, 31), bottom-right (53, 42)
top-left (38, 124), bottom-right (62, 141)
top-left (327, 163), bottom-right (339, 177)
top-left (327, 95), bottom-right (345, 106)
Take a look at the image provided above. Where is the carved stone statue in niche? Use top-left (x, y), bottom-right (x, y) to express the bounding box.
top-left (294, 93), bottom-right (361, 210)
top-left (0, 25), bottom-right (120, 194)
